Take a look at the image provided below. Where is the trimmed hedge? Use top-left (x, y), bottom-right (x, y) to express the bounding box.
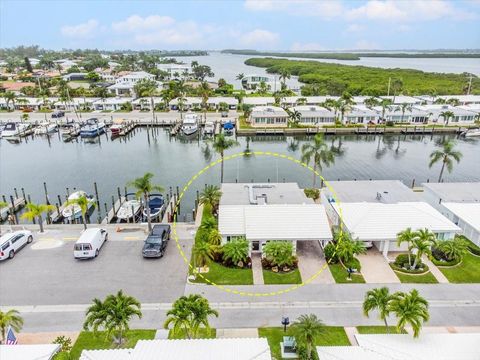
top-left (392, 254), bottom-right (429, 274)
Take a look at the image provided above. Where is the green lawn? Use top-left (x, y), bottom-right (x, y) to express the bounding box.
top-left (356, 326), bottom-right (406, 334)
top-left (439, 253), bottom-right (480, 283)
top-left (190, 260), bottom-right (254, 285)
top-left (391, 268), bottom-right (438, 284)
top-left (259, 327), bottom-right (350, 360)
top-left (263, 268), bottom-right (302, 284)
top-left (329, 263), bottom-right (365, 283)
top-left (168, 327), bottom-right (216, 339)
top-left (69, 330), bottom-right (155, 359)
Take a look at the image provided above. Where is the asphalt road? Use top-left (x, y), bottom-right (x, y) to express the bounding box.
top-left (0, 224), bottom-right (195, 305)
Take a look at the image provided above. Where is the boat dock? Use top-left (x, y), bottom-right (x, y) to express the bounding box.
top-left (101, 196), bottom-right (126, 224)
top-left (119, 121), bottom-right (136, 136)
top-left (169, 121), bottom-right (182, 136)
top-left (0, 196), bottom-right (26, 221)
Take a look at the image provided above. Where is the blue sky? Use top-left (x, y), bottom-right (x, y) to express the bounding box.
top-left (1, 0), bottom-right (479, 51)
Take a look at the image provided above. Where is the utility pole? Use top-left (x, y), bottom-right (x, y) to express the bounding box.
top-left (387, 77), bottom-right (391, 96)
top-left (467, 74), bottom-right (473, 95)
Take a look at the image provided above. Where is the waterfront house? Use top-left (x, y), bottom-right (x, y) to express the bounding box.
top-left (54, 97), bottom-right (98, 112)
top-left (62, 72), bottom-right (88, 81)
top-left (281, 96), bottom-right (336, 107)
top-left (414, 104), bottom-right (477, 124)
top-left (93, 97), bottom-right (134, 111)
top-left (422, 182), bottom-right (480, 245)
top-left (248, 106), bottom-right (289, 127)
top-left (321, 180), bottom-right (460, 256)
top-left (378, 105), bottom-right (430, 124)
top-left (207, 96), bottom-right (238, 110)
top-left (241, 74), bottom-right (275, 90)
top-left (289, 105), bottom-right (336, 126)
top-left (218, 183), bottom-right (333, 253)
top-left (80, 338), bottom-right (271, 360)
top-left (344, 105), bottom-right (379, 124)
top-left (169, 97), bottom-right (202, 110)
top-left (108, 71), bottom-right (157, 96)
top-left (157, 63), bottom-right (191, 79)
top-left (243, 97), bottom-right (275, 107)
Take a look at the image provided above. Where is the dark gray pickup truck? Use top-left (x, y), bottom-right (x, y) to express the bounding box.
top-left (142, 224), bottom-right (171, 258)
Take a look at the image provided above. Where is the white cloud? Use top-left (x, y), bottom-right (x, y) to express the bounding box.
top-left (291, 42), bottom-right (326, 51)
top-left (347, 0), bottom-right (476, 22)
top-left (112, 15), bottom-right (175, 32)
top-left (61, 19), bottom-right (99, 38)
top-left (240, 29), bottom-right (279, 47)
top-left (244, 0), bottom-right (343, 18)
top-left (355, 40), bottom-right (379, 50)
top-left (346, 23), bottom-right (365, 32)
top-left (133, 21), bottom-right (203, 46)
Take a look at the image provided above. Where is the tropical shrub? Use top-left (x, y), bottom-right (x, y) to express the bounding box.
top-left (263, 241), bottom-right (296, 268)
top-left (304, 188), bottom-right (320, 200)
top-left (392, 254), bottom-right (428, 274)
top-left (323, 243), bottom-right (338, 263)
top-left (222, 238), bottom-right (249, 267)
top-left (344, 257), bottom-right (361, 272)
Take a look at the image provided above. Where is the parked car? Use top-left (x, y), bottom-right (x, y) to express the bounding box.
top-left (0, 230), bottom-right (33, 260)
top-left (221, 111), bottom-right (229, 118)
top-left (73, 228), bottom-right (108, 259)
top-left (52, 111), bottom-right (65, 118)
top-left (142, 224), bottom-right (171, 258)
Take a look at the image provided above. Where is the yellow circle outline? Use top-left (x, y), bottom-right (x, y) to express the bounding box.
top-left (172, 151), bottom-right (345, 297)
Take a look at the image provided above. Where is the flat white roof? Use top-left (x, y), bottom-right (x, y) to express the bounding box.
top-left (170, 97), bottom-right (202, 105)
top-left (379, 95), bottom-right (423, 104)
top-left (243, 97), bottom-right (275, 105)
top-left (422, 182), bottom-right (480, 203)
top-left (219, 204), bottom-right (333, 241)
top-left (82, 338), bottom-right (271, 360)
top-left (442, 202), bottom-right (480, 231)
top-left (251, 106), bottom-right (288, 117)
top-left (333, 202), bottom-right (460, 241)
top-left (0, 344), bottom-right (60, 360)
top-left (290, 105), bottom-right (336, 117)
top-left (207, 97), bottom-right (238, 105)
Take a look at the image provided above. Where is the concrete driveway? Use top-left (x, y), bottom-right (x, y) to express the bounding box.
top-left (0, 223), bottom-right (195, 306)
top-left (357, 250), bottom-right (400, 283)
top-left (297, 240), bottom-right (334, 284)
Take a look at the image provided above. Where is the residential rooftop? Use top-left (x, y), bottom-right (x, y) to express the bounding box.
top-left (442, 202), bottom-right (480, 232)
top-left (422, 182), bottom-right (480, 202)
top-left (220, 183), bottom-right (313, 206)
top-left (323, 180), bottom-right (421, 203)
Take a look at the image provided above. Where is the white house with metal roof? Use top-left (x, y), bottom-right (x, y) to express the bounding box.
top-left (218, 183), bottom-right (333, 252)
top-left (317, 333), bottom-right (480, 360)
top-left (422, 182), bottom-right (480, 245)
top-left (0, 344), bottom-right (60, 360)
top-left (322, 180), bottom-right (460, 256)
top-left (80, 338), bottom-right (271, 360)
top-left (93, 97), bottom-right (134, 111)
top-left (289, 105), bottom-right (336, 126)
top-left (344, 105), bottom-right (379, 124)
top-left (414, 104), bottom-right (477, 124)
top-left (243, 97), bottom-right (275, 107)
top-left (379, 95), bottom-right (424, 105)
top-left (376, 105), bottom-right (429, 124)
top-left (248, 106), bottom-right (289, 127)
top-left (169, 97), bottom-right (202, 110)
top-left (207, 96), bottom-right (238, 110)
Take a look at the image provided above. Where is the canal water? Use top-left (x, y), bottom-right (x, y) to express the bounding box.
top-left (1, 129), bottom-right (479, 223)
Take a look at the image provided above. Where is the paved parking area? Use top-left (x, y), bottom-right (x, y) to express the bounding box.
top-left (297, 241), bottom-right (334, 284)
top-left (0, 224), bottom-right (195, 306)
top-left (357, 250), bottom-right (400, 283)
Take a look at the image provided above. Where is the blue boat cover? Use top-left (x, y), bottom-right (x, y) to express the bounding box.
top-left (223, 122), bottom-right (234, 130)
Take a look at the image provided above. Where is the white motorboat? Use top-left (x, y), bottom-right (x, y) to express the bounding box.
top-left (116, 199), bottom-right (142, 221)
top-left (80, 118), bottom-right (106, 138)
top-left (60, 122), bottom-right (81, 138)
top-left (34, 121), bottom-right (57, 135)
top-left (62, 191), bottom-right (96, 220)
top-left (1, 122), bottom-right (29, 138)
top-left (462, 128), bottom-right (480, 137)
top-left (204, 120), bottom-right (215, 135)
top-left (181, 113), bottom-right (199, 135)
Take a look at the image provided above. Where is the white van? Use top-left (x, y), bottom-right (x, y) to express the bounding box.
top-left (73, 228), bottom-right (108, 259)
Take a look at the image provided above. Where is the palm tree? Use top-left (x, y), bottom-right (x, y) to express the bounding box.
top-left (364, 97), bottom-right (380, 109)
top-left (193, 241), bottom-right (215, 270)
top-left (396, 103), bottom-right (412, 123)
top-left (291, 314), bottom-right (325, 359)
top-left (236, 73), bottom-right (245, 81)
top-left (301, 134), bottom-right (335, 187)
top-left (66, 195), bottom-right (95, 230)
top-left (83, 290), bottom-right (142, 345)
top-left (199, 81), bottom-right (211, 120)
top-left (429, 140), bottom-right (463, 182)
top-left (439, 110), bottom-right (455, 126)
top-left (164, 294), bottom-right (218, 339)
top-left (222, 237), bottom-right (249, 266)
top-left (437, 237), bottom-right (468, 262)
top-left (20, 203), bottom-right (55, 233)
top-left (199, 185), bottom-right (222, 216)
top-left (210, 134), bottom-right (239, 183)
top-left (134, 79), bottom-right (158, 124)
top-left (396, 228), bottom-right (416, 268)
top-left (279, 69), bottom-right (291, 89)
top-left (335, 235), bottom-right (367, 266)
top-left (4, 91), bottom-right (16, 111)
top-left (389, 289), bottom-right (429, 338)
top-left (287, 109), bottom-right (301, 127)
top-left (363, 287), bottom-right (393, 333)
top-left (0, 309), bottom-right (23, 344)
top-left (379, 99), bottom-right (393, 122)
top-left (128, 173), bottom-right (164, 233)
top-left (410, 228), bottom-right (436, 269)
